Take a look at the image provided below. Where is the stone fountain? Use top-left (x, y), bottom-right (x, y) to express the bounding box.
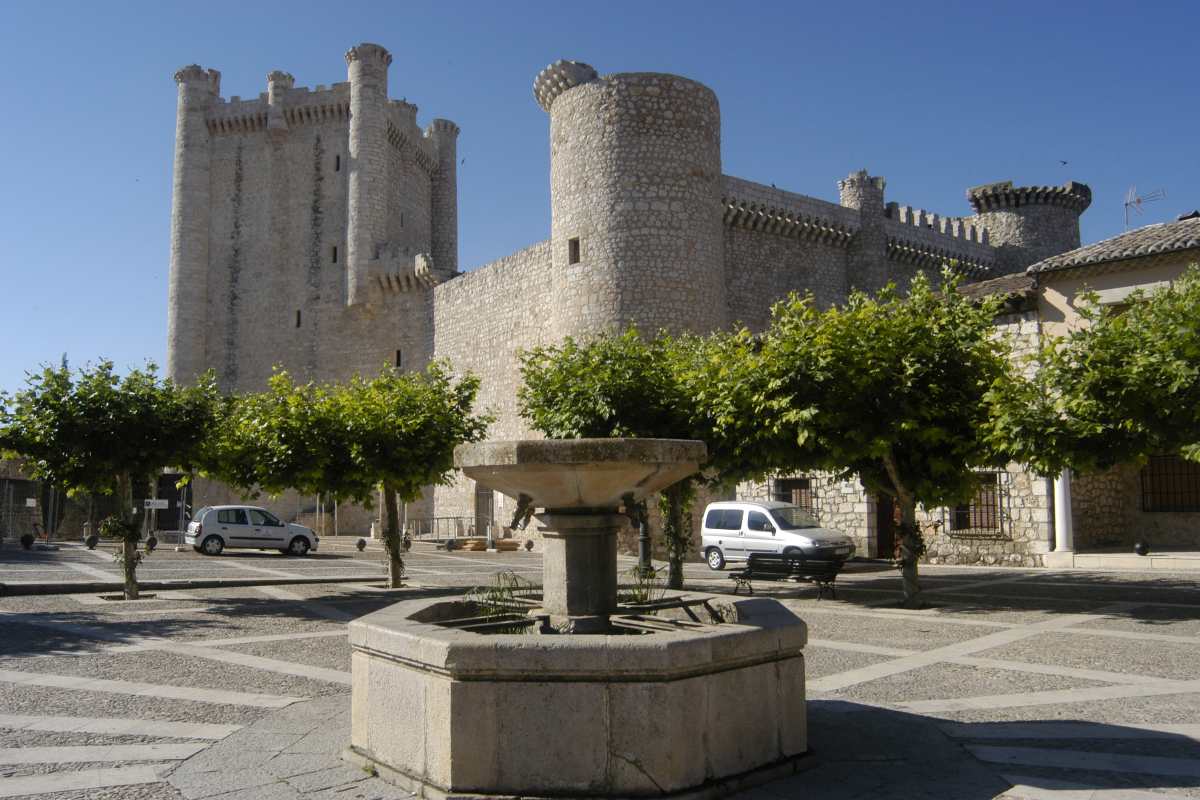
top-left (344, 439), bottom-right (809, 799)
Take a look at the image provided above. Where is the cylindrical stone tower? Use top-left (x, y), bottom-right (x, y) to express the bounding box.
top-left (167, 64), bottom-right (220, 384)
top-left (345, 43), bottom-right (392, 307)
top-left (427, 118), bottom-right (460, 276)
top-left (536, 61), bottom-right (726, 338)
top-left (966, 180), bottom-right (1092, 273)
top-left (838, 169), bottom-right (889, 293)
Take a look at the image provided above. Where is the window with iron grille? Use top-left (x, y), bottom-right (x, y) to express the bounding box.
top-left (772, 477), bottom-right (815, 513)
top-left (942, 472), bottom-right (1011, 539)
top-left (1141, 455), bottom-right (1200, 512)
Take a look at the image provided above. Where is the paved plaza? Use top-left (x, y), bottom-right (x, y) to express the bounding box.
top-left (0, 545), bottom-right (1197, 799)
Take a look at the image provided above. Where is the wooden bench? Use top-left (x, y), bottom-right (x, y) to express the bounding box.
top-left (730, 553), bottom-right (844, 600)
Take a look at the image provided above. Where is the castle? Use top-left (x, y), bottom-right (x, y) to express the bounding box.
top-left (167, 44), bottom-right (1092, 558)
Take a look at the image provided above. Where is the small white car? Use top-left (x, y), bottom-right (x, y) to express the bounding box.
top-left (186, 506), bottom-right (319, 557)
top-left (700, 500), bottom-right (855, 570)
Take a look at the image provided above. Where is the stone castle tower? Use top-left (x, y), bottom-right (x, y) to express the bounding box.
top-left (167, 47), bottom-right (1092, 534)
top-left (167, 43), bottom-right (459, 392)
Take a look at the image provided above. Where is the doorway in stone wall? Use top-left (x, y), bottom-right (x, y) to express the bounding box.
top-left (474, 483), bottom-right (494, 539)
top-left (875, 493), bottom-right (898, 559)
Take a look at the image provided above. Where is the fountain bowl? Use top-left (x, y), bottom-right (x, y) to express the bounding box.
top-left (454, 438), bottom-right (706, 510)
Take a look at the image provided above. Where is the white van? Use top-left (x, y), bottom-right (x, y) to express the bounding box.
top-left (700, 500), bottom-right (855, 570)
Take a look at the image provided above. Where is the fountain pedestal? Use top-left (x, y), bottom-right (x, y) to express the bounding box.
top-left (539, 511), bottom-right (621, 632)
top-left (344, 439), bottom-right (810, 798)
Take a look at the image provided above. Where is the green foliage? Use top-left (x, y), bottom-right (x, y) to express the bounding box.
top-left (518, 330), bottom-right (687, 439)
top-left (0, 361), bottom-right (220, 501)
top-left (987, 265), bottom-right (1200, 475)
top-left (666, 330), bottom-right (787, 487)
top-left (98, 515), bottom-right (139, 542)
top-left (204, 362), bottom-right (491, 504)
top-left (760, 269), bottom-right (1011, 509)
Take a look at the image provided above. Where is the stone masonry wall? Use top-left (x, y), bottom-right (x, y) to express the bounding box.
top-left (723, 226), bottom-right (849, 332)
top-left (1072, 464), bottom-right (1200, 550)
top-left (429, 241), bottom-right (554, 526)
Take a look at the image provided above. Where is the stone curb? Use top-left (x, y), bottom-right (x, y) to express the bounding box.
top-left (0, 575), bottom-right (385, 597)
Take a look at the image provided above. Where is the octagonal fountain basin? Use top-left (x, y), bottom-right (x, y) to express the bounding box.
top-left (454, 438), bottom-right (707, 510)
top-left (345, 437), bottom-right (810, 798)
top-left (345, 592), bottom-right (808, 799)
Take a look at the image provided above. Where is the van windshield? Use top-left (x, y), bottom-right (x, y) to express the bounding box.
top-left (769, 506), bottom-right (819, 530)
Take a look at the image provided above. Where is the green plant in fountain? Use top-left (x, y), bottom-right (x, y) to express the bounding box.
top-left (618, 563), bottom-right (667, 605)
top-left (463, 570), bottom-right (542, 633)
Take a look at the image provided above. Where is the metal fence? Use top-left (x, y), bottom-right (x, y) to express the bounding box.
top-left (405, 516), bottom-right (480, 540)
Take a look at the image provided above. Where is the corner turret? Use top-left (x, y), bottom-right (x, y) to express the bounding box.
top-left (966, 180), bottom-right (1092, 273)
top-left (166, 64), bottom-right (221, 384)
top-left (345, 43), bottom-right (393, 306)
top-left (426, 118), bottom-right (460, 277)
top-left (839, 170), bottom-right (889, 292)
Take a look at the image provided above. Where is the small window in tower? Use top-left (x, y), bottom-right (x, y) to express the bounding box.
top-left (568, 237), bottom-right (581, 265)
top-left (400, 213), bottom-right (404, 228)
top-left (395, 349), bottom-right (403, 369)
top-left (335, 154), bottom-right (340, 172)
top-left (332, 246), bottom-right (338, 264)
top-left (295, 310), bottom-right (302, 328)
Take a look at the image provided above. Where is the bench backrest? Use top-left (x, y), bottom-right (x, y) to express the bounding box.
top-left (748, 552), bottom-right (842, 579)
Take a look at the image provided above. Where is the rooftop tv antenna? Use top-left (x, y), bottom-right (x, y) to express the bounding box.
top-left (1124, 185), bottom-right (1166, 228)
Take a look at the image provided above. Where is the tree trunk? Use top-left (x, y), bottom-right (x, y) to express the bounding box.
top-left (881, 454), bottom-right (923, 609)
top-left (659, 481), bottom-right (694, 590)
top-left (382, 483), bottom-right (404, 589)
top-left (115, 472), bottom-right (140, 600)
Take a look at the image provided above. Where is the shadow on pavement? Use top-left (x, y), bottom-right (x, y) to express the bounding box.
top-left (752, 699), bottom-right (1200, 799)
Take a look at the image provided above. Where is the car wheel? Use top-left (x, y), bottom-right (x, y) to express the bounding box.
top-left (706, 547), bottom-right (726, 570)
top-left (288, 537), bottom-right (310, 556)
top-left (201, 535), bottom-right (224, 556)
top-left (192, 545), bottom-right (202, 553)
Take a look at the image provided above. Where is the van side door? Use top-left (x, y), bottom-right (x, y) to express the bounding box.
top-left (743, 510), bottom-right (781, 556)
top-left (707, 508), bottom-right (745, 560)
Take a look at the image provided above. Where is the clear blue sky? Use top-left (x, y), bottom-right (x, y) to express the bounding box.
top-left (1, 0), bottom-right (1196, 393)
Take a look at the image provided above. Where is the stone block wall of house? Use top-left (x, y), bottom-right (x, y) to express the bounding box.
top-left (1072, 463), bottom-right (1200, 550)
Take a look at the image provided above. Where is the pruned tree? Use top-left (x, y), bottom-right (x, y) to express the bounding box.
top-left (0, 362), bottom-right (219, 598)
top-left (518, 331), bottom-right (694, 586)
top-left (518, 330), bottom-right (772, 589)
top-left (760, 270), bottom-right (1010, 607)
top-left (205, 364), bottom-right (489, 587)
top-left (986, 265), bottom-right (1200, 476)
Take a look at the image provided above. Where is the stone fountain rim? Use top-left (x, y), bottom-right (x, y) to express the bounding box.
top-left (454, 437), bottom-right (707, 469)
top-left (348, 593), bottom-right (807, 681)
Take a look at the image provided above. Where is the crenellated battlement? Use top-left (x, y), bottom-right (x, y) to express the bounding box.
top-left (967, 180), bottom-right (1093, 214)
top-left (204, 80), bottom-right (352, 134)
top-left (385, 119), bottom-right (438, 173)
top-left (886, 203), bottom-right (989, 245)
top-left (370, 252), bottom-right (450, 295)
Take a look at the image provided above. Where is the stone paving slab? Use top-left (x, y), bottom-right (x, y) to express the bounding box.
top-left (2, 562), bottom-right (1198, 798)
top-left (0, 765), bottom-right (171, 798)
